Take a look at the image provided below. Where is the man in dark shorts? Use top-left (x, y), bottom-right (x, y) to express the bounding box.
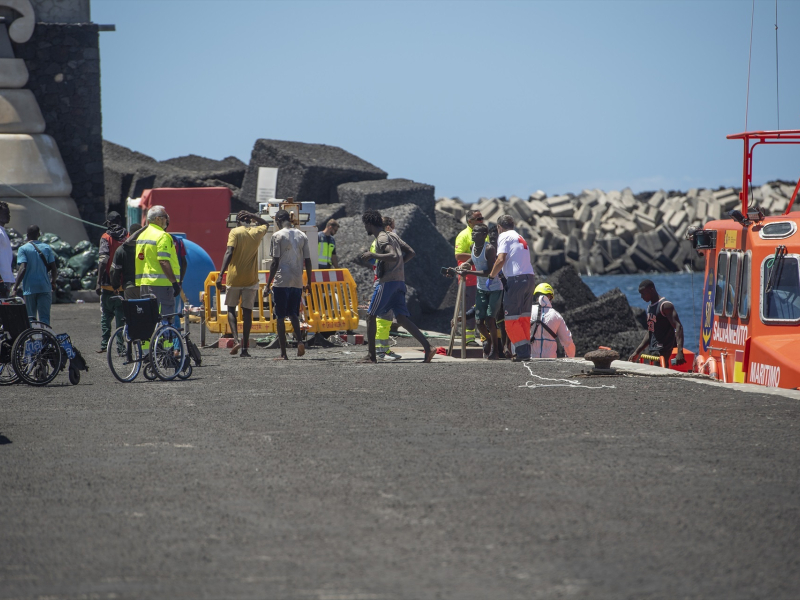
top-left (359, 210), bottom-right (434, 364)
top-left (455, 223), bottom-right (502, 359)
top-left (629, 279), bottom-right (685, 365)
top-left (267, 210), bottom-right (313, 360)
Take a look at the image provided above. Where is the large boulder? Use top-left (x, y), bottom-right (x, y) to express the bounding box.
top-left (563, 288), bottom-right (639, 355)
top-left (103, 141), bottom-right (247, 208)
top-left (239, 139), bottom-right (387, 208)
top-left (335, 178), bottom-right (436, 222)
top-left (160, 154), bottom-right (247, 188)
top-left (316, 203), bottom-right (347, 230)
top-left (434, 208), bottom-right (465, 247)
top-left (541, 265), bottom-right (597, 313)
top-left (335, 204), bottom-right (456, 313)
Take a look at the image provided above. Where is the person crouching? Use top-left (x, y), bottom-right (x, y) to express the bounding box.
top-left (530, 283), bottom-right (575, 359)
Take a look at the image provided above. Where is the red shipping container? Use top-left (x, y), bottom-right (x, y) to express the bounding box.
top-left (139, 188), bottom-right (231, 269)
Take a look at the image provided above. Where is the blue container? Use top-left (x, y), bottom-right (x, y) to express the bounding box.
top-left (171, 233), bottom-right (215, 306)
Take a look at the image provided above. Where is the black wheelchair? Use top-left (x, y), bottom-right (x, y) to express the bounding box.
top-left (106, 296), bottom-right (198, 383)
top-left (0, 297), bottom-right (88, 386)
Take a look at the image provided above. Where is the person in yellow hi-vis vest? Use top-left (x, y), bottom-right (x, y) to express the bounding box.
top-left (136, 205), bottom-right (181, 323)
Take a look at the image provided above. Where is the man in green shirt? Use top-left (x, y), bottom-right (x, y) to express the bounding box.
top-left (454, 209), bottom-right (484, 345)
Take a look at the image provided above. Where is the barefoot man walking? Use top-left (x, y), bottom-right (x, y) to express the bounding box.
top-left (267, 209), bottom-right (313, 360)
top-left (359, 210), bottom-right (434, 364)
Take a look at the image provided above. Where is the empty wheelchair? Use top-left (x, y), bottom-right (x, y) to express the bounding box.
top-left (107, 296), bottom-right (190, 383)
top-left (0, 297), bottom-right (88, 386)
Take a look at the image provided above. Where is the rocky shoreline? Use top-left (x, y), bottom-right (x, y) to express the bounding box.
top-left (437, 182), bottom-right (798, 276)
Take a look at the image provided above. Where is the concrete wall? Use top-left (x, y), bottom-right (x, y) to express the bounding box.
top-left (12, 23), bottom-right (105, 242)
top-left (30, 0), bottom-right (90, 24)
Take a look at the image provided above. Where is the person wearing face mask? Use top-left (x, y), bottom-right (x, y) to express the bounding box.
top-left (136, 205), bottom-right (181, 322)
top-left (96, 211), bottom-right (129, 352)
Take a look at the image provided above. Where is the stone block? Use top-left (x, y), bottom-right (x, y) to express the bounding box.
top-left (317, 203), bottom-right (347, 230)
top-left (597, 235), bottom-right (628, 260)
top-left (668, 209), bottom-right (687, 229)
top-left (434, 208), bottom-right (464, 246)
top-left (527, 199), bottom-right (549, 216)
top-left (550, 201), bottom-right (575, 218)
top-left (620, 187), bottom-right (637, 210)
top-left (565, 232), bottom-right (580, 260)
top-left (528, 190), bottom-right (546, 201)
top-left (3, 196), bottom-right (88, 245)
top-left (435, 197), bottom-right (468, 221)
top-left (535, 249), bottom-right (566, 274)
top-left (336, 178), bottom-right (435, 223)
top-left (0, 89), bottom-right (45, 133)
top-left (574, 202), bottom-right (592, 224)
top-left (647, 190), bottom-right (666, 208)
top-left (160, 154), bottom-right (247, 188)
top-left (563, 289), bottom-right (640, 356)
top-left (541, 265), bottom-right (597, 313)
top-left (706, 200), bottom-right (721, 221)
top-left (0, 133), bottom-right (71, 196)
top-left (509, 196), bottom-right (533, 223)
top-left (556, 217), bottom-right (576, 235)
top-left (240, 139), bottom-right (387, 208)
top-left (0, 58), bottom-right (29, 88)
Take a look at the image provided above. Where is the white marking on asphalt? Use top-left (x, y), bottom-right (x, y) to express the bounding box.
top-left (519, 362), bottom-right (616, 390)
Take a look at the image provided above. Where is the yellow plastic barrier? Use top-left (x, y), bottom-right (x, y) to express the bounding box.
top-left (203, 269), bottom-right (360, 336)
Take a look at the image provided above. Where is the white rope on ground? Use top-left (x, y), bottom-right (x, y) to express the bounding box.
top-left (0, 180), bottom-right (107, 230)
top-left (519, 362), bottom-right (616, 390)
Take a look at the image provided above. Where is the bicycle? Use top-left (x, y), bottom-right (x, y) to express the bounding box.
top-left (106, 296), bottom-right (189, 383)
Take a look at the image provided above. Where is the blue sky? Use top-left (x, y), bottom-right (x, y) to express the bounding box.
top-left (93, 0), bottom-right (800, 201)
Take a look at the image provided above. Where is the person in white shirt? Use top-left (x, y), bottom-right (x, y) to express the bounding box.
top-left (0, 202), bottom-right (14, 298)
top-left (530, 283), bottom-right (575, 359)
top-left (488, 214), bottom-right (536, 361)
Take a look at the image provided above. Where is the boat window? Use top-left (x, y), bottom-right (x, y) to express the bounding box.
top-left (759, 221), bottom-right (796, 240)
top-left (761, 254), bottom-right (800, 322)
top-left (714, 252), bottom-right (728, 316)
top-left (725, 253), bottom-right (739, 317)
top-left (738, 253), bottom-right (750, 319)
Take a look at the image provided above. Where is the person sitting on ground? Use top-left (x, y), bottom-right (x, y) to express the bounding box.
top-left (360, 210), bottom-right (434, 363)
top-left (455, 223), bottom-right (502, 360)
top-left (530, 283), bottom-right (575, 359)
top-left (267, 209), bottom-right (313, 360)
top-left (317, 219), bottom-right (339, 269)
top-left (628, 279), bottom-right (685, 365)
top-left (11, 225), bottom-right (58, 325)
top-left (217, 211), bottom-right (270, 358)
top-left (110, 223), bottom-right (143, 300)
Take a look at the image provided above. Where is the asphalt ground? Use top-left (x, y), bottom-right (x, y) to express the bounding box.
top-left (1, 304), bottom-right (798, 600)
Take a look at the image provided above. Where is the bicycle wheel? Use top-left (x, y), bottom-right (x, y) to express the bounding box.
top-left (106, 326), bottom-right (142, 383)
top-left (150, 325), bottom-right (186, 381)
top-left (11, 328), bottom-right (62, 386)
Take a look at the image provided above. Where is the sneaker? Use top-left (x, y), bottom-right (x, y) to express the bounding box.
top-left (381, 352), bottom-right (400, 362)
top-left (385, 349), bottom-right (402, 359)
top-left (240, 349), bottom-right (250, 358)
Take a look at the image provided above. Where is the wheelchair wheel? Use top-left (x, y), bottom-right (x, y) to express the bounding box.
top-left (107, 326), bottom-right (142, 383)
top-left (11, 328), bottom-right (62, 386)
top-left (177, 358), bottom-right (192, 380)
top-left (0, 359), bottom-right (19, 385)
top-left (150, 325), bottom-right (186, 381)
top-left (143, 363), bottom-right (156, 380)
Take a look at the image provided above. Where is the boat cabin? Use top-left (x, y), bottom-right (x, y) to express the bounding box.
top-left (690, 130), bottom-right (800, 390)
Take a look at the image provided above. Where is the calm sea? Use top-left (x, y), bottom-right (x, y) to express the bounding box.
top-left (581, 272), bottom-right (703, 353)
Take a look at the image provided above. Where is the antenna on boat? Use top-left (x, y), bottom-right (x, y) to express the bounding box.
top-left (745, 0), bottom-right (755, 132)
top-left (775, 0), bottom-right (780, 130)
